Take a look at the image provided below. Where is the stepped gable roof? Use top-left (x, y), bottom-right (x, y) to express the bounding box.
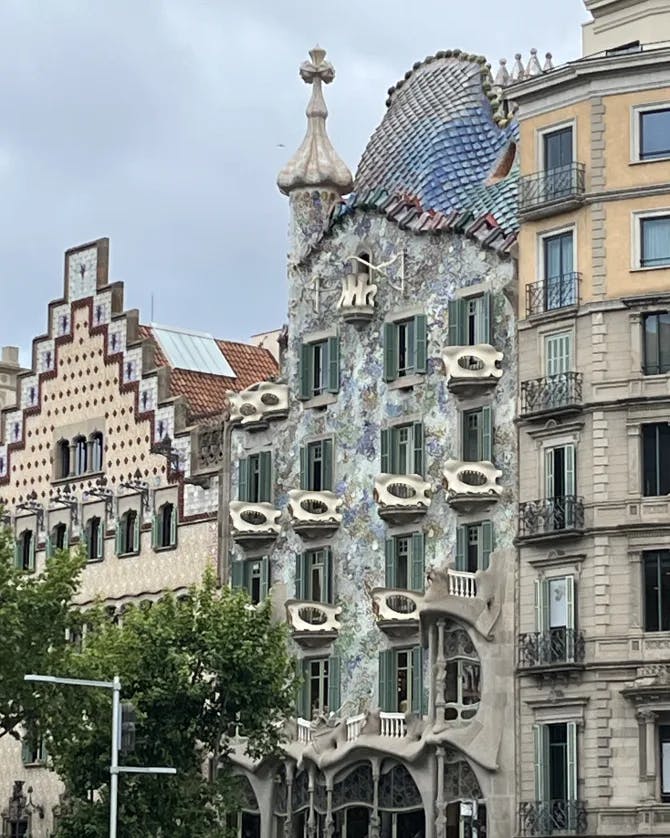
top-left (354, 49), bottom-right (518, 230)
top-left (138, 325), bottom-right (278, 420)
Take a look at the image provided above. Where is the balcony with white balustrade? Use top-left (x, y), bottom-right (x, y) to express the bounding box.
top-left (373, 473), bottom-right (431, 524)
top-left (229, 501), bottom-right (281, 548)
top-left (442, 344), bottom-right (503, 397)
top-left (443, 459), bottom-right (502, 513)
top-left (285, 600), bottom-right (341, 648)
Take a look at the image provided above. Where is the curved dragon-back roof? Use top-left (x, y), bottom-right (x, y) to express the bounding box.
top-left (353, 50), bottom-right (518, 231)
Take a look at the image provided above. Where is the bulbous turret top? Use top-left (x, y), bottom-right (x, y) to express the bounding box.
top-left (277, 46), bottom-right (353, 197)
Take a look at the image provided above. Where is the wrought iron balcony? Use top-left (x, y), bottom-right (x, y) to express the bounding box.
top-left (526, 273), bottom-right (581, 317)
top-left (518, 629), bottom-right (586, 670)
top-left (520, 372), bottom-right (583, 417)
top-left (518, 496), bottom-right (584, 540)
top-left (519, 800), bottom-right (587, 836)
top-left (519, 163), bottom-right (586, 219)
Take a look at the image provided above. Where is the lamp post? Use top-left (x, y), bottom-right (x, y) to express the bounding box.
top-left (24, 673), bottom-right (176, 838)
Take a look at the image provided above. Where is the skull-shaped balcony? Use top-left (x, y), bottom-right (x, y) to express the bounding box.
top-left (336, 269), bottom-right (378, 323)
top-left (228, 382), bottom-right (289, 431)
top-left (229, 501), bottom-right (281, 548)
top-left (442, 345), bottom-right (503, 397)
top-left (371, 588), bottom-right (421, 638)
top-left (374, 474), bottom-right (431, 524)
top-left (287, 490), bottom-right (342, 539)
top-left (443, 460), bottom-right (502, 512)
top-left (285, 600), bottom-right (341, 648)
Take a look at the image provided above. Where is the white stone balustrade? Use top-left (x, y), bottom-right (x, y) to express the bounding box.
top-left (442, 344), bottom-right (503, 384)
top-left (372, 589), bottom-right (422, 621)
top-left (447, 569), bottom-right (478, 599)
top-left (297, 718), bottom-right (313, 744)
top-left (229, 501), bottom-right (281, 543)
top-left (346, 713), bottom-right (366, 742)
top-left (443, 460), bottom-right (502, 503)
top-left (374, 474), bottom-right (431, 519)
top-left (337, 272), bottom-right (378, 321)
top-left (380, 712), bottom-right (407, 738)
top-left (287, 490), bottom-right (342, 535)
top-left (228, 381), bottom-right (289, 427)
top-left (286, 600), bottom-right (342, 634)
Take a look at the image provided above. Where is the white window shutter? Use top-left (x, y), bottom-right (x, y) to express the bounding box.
top-left (566, 722), bottom-right (578, 802)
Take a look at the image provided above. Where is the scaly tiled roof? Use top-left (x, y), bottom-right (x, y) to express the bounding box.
top-left (354, 50), bottom-right (518, 231)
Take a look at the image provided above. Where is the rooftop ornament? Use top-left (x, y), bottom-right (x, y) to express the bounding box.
top-left (277, 46), bottom-right (353, 196)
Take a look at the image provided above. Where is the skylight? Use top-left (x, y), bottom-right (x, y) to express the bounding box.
top-left (150, 324), bottom-right (235, 377)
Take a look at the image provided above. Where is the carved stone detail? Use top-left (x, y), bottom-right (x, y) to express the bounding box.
top-left (287, 490), bottom-right (342, 537)
top-left (286, 600), bottom-right (342, 639)
top-left (443, 459), bottom-right (502, 510)
top-left (228, 382), bottom-right (289, 428)
top-left (442, 344), bottom-right (503, 391)
top-left (374, 473), bottom-right (431, 521)
top-left (229, 501), bottom-right (281, 545)
top-left (337, 272), bottom-right (378, 321)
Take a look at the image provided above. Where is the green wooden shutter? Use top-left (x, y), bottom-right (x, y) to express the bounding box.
top-left (324, 549), bottom-right (333, 603)
top-left (380, 429), bottom-right (390, 474)
top-left (378, 650), bottom-right (394, 712)
top-left (448, 299), bottom-right (465, 346)
top-left (260, 556), bottom-right (270, 599)
top-left (97, 519), bottom-right (104, 558)
top-left (455, 525), bottom-right (467, 572)
top-left (411, 532), bottom-right (425, 592)
top-left (63, 527), bottom-right (69, 551)
top-left (133, 516), bottom-right (140, 553)
top-left (565, 444), bottom-right (576, 497)
top-left (566, 722), bottom-right (578, 802)
top-left (411, 647), bottom-right (423, 715)
top-left (545, 449), bottom-right (555, 499)
top-left (45, 534), bottom-right (53, 560)
top-left (259, 451), bottom-right (272, 503)
top-left (299, 446), bottom-right (307, 491)
top-left (482, 292), bottom-right (492, 344)
top-left (238, 458), bottom-right (249, 503)
top-left (21, 738), bottom-right (32, 765)
top-left (481, 406), bottom-right (492, 462)
top-left (231, 560), bottom-right (245, 590)
top-left (414, 314), bottom-right (428, 374)
top-left (298, 660), bottom-right (309, 719)
top-left (481, 521), bottom-right (493, 570)
top-left (533, 724), bottom-right (548, 801)
top-left (383, 323), bottom-right (398, 382)
top-left (170, 506), bottom-right (178, 546)
top-left (328, 656), bottom-right (341, 713)
top-left (115, 523), bottom-right (122, 557)
top-left (385, 539), bottom-right (396, 588)
top-left (322, 439), bottom-right (334, 492)
top-left (299, 343), bottom-right (312, 400)
top-left (327, 337), bottom-right (340, 394)
top-left (295, 553), bottom-right (305, 600)
top-left (565, 575), bottom-right (576, 662)
top-left (151, 514), bottom-right (159, 549)
top-left (412, 422), bottom-right (424, 477)
top-left (13, 541), bottom-right (21, 569)
top-left (534, 578), bottom-right (548, 632)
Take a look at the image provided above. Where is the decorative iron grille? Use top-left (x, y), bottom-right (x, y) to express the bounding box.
top-left (520, 373), bottom-right (583, 416)
top-left (519, 163), bottom-right (586, 212)
top-left (518, 629), bottom-right (586, 669)
top-left (518, 496), bottom-right (584, 538)
top-left (525, 273), bottom-right (581, 316)
top-left (519, 800), bottom-right (587, 835)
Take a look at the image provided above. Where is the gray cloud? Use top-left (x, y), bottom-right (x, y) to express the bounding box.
top-left (0, 0), bottom-right (587, 362)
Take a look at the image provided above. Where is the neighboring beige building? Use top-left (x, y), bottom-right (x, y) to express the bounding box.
top-left (507, 1), bottom-right (670, 835)
top-left (0, 238), bottom-right (278, 838)
top-left (0, 346), bottom-right (22, 411)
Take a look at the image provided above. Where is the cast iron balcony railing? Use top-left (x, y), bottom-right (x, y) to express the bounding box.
top-left (520, 372), bottom-right (583, 417)
top-left (519, 800), bottom-right (587, 836)
top-left (519, 163), bottom-right (586, 216)
top-left (518, 496), bottom-right (584, 539)
top-left (526, 273), bottom-right (581, 317)
top-left (518, 629), bottom-right (586, 669)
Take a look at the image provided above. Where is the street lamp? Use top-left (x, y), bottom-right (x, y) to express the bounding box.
top-left (24, 673), bottom-right (176, 838)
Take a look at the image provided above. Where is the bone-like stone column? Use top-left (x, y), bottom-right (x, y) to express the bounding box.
top-left (306, 767), bottom-right (317, 838)
top-left (435, 746), bottom-right (447, 838)
top-left (370, 758), bottom-right (381, 838)
top-left (428, 622), bottom-right (437, 722)
top-left (283, 761), bottom-right (294, 838)
top-left (435, 619), bottom-right (447, 724)
top-left (324, 778), bottom-right (334, 838)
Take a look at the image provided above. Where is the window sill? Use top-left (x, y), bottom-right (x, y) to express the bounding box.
top-left (154, 544), bottom-right (177, 553)
top-left (52, 470), bottom-right (105, 486)
top-left (117, 551), bottom-right (140, 559)
top-left (631, 265), bottom-right (670, 273)
top-left (22, 761), bottom-right (46, 769)
top-left (302, 393), bottom-right (338, 410)
top-left (86, 557), bottom-right (104, 564)
top-left (630, 156), bottom-right (670, 166)
top-left (387, 373), bottom-right (425, 391)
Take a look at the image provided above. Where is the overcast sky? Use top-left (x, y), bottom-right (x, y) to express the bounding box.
top-left (0, 0), bottom-right (588, 364)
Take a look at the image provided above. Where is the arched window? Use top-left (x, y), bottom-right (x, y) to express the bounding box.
top-left (15, 530), bottom-right (35, 571)
top-left (57, 439), bottom-right (70, 479)
top-left (153, 502), bottom-right (177, 550)
top-left (116, 510), bottom-right (139, 556)
top-left (90, 432), bottom-right (104, 472)
top-left (48, 523), bottom-right (68, 557)
top-left (74, 436), bottom-right (87, 475)
top-left (86, 516), bottom-right (103, 562)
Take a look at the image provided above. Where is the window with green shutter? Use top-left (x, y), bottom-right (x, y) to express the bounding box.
top-left (295, 549), bottom-right (333, 602)
top-left (300, 439), bottom-right (333, 491)
top-left (298, 337), bottom-right (340, 400)
top-left (153, 503), bottom-right (177, 550)
top-left (21, 734), bottom-right (47, 766)
top-left (300, 657), bottom-right (332, 718)
top-left (15, 530), bottom-right (35, 571)
top-left (456, 521), bottom-right (494, 572)
top-left (231, 556), bottom-right (270, 605)
top-left (383, 315), bottom-right (428, 382)
top-left (85, 516), bottom-right (103, 562)
top-left (461, 406), bottom-right (492, 462)
top-left (116, 510), bottom-right (139, 557)
top-left (380, 422), bottom-right (424, 476)
top-left (378, 646), bottom-right (424, 713)
top-left (533, 722), bottom-right (578, 805)
top-left (448, 293), bottom-right (492, 347)
top-left (385, 533), bottom-right (424, 591)
top-left (238, 451), bottom-right (273, 503)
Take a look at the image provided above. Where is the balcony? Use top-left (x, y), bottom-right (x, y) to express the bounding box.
top-left (519, 163), bottom-right (586, 220)
top-left (228, 382), bottom-right (289, 430)
top-left (372, 589), bottom-right (421, 637)
top-left (295, 709), bottom-right (409, 748)
top-left (442, 344), bottom-right (503, 397)
top-left (287, 490), bottom-right (342, 539)
top-left (374, 474), bottom-right (431, 524)
top-left (526, 273), bottom-right (580, 318)
top-left (336, 270), bottom-right (378, 323)
top-left (229, 501), bottom-right (281, 548)
top-left (520, 373), bottom-right (583, 419)
top-left (518, 629), bottom-right (586, 675)
top-left (443, 460), bottom-right (502, 512)
top-left (285, 600), bottom-right (341, 648)
top-left (519, 800), bottom-right (587, 836)
top-left (518, 496), bottom-right (585, 541)
top-left (447, 569), bottom-right (477, 599)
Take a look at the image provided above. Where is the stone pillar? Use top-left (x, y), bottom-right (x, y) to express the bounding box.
top-left (428, 622), bottom-right (437, 722)
top-left (638, 708), bottom-right (657, 801)
top-left (435, 746), bottom-right (447, 838)
top-left (370, 757), bottom-right (381, 838)
top-left (324, 777), bottom-right (334, 838)
top-left (284, 761), bottom-right (294, 838)
top-left (306, 767), bottom-right (316, 838)
top-left (435, 619), bottom-right (447, 725)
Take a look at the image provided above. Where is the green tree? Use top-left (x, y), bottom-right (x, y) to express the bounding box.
top-left (0, 520), bottom-right (85, 743)
top-left (35, 568), bottom-right (296, 838)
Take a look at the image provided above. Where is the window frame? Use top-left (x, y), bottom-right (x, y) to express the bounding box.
top-left (380, 421), bottom-right (424, 477)
top-left (643, 550), bottom-right (670, 633)
top-left (15, 529), bottom-right (35, 572)
top-left (299, 438), bottom-right (334, 492)
top-left (660, 723), bottom-right (670, 801)
top-left (298, 655), bottom-right (340, 719)
top-left (632, 210), bottom-right (670, 271)
top-left (116, 509), bottom-right (140, 557)
top-left (21, 733), bottom-right (47, 767)
top-left (461, 405), bottom-right (493, 463)
top-left (378, 646), bottom-right (424, 715)
top-left (85, 516), bottom-right (104, 562)
top-left (643, 312), bottom-right (670, 375)
top-left (153, 502), bottom-right (178, 551)
top-left (448, 293), bottom-right (492, 347)
top-left (238, 450), bottom-right (273, 503)
top-left (385, 532), bottom-right (425, 592)
top-left (231, 556), bottom-right (270, 605)
top-left (47, 522), bottom-right (69, 558)
top-left (641, 423), bottom-right (670, 497)
top-left (455, 521), bottom-right (494, 572)
top-left (533, 720), bottom-right (578, 804)
top-left (295, 548), bottom-right (333, 603)
top-left (536, 120), bottom-right (576, 173)
top-left (632, 103), bottom-right (670, 163)
top-left (383, 314), bottom-right (427, 382)
top-left (298, 336), bottom-right (340, 401)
